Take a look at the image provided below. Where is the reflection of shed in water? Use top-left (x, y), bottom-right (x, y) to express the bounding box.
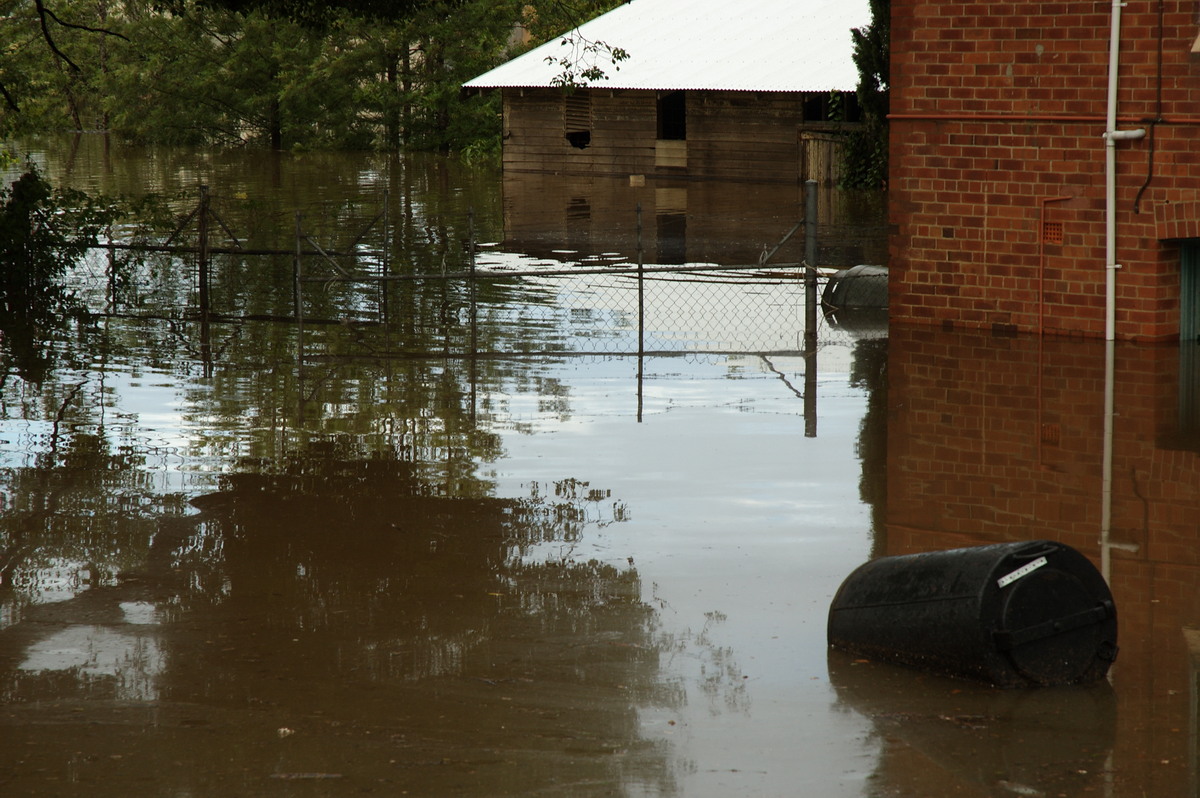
top-left (500, 171), bottom-right (888, 267)
top-left (464, 0), bottom-right (869, 188)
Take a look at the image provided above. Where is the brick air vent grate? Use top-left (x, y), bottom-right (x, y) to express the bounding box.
top-left (1042, 222), bottom-right (1064, 245)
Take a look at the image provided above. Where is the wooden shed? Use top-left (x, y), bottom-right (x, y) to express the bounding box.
top-left (464, 0), bottom-right (871, 186)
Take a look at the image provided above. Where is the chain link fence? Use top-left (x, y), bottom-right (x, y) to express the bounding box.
top-left (74, 189), bottom-right (882, 361)
top-left (295, 259), bottom-right (875, 360)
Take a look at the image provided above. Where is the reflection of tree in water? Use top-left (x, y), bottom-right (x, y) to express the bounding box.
top-left (0, 169), bottom-right (102, 382)
top-left (172, 441), bottom-right (645, 679)
top-left (178, 444), bottom-right (679, 794)
top-left (0, 431), bottom-right (683, 795)
top-left (0, 423), bottom-right (185, 612)
top-left (849, 337), bottom-right (888, 557)
top-left (0, 161), bottom-right (699, 793)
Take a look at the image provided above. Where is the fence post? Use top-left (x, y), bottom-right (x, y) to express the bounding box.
top-left (294, 212), bottom-right (305, 419)
top-left (804, 180), bottom-right (818, 438)
top-left (804, 180), bottom-right (818, 348)
top-left (468, 207), bottom-right (478, 358)
top-left (637, 203), bottom-right (645, 358)
top-left (468, 207), bottom-right (478, 424)
top-left (380, 188), bottom-right (390, 327)
top-left (636, 203), bottom-right (645, 421)
top-left (198, 185), bottom-right (210, 319)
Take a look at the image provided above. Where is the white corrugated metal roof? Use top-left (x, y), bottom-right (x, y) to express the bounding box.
top-left (464, 0), bottom-right (871, 93)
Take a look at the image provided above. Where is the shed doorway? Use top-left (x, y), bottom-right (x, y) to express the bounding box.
top-left (655, 91), bottom-right (687, 169)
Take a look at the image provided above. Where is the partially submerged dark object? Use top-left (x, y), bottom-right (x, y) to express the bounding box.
top-left (822, 264), bottom-right (888, 309)
top-left (827, 540), bottom-right (1118, 687)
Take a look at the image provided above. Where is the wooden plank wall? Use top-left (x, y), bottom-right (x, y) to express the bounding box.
top-left (503, 88), bottom-right (657, 176)
top-left (688, 92), bottom-right (804, 183)
top-left (502, 88), bottom-right (857, 184)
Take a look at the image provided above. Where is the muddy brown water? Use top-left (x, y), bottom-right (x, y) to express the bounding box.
top-left (0, 135), bottom-right (1197, 796)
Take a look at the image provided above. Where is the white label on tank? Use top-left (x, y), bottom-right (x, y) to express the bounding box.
top-left (997, 556), bottom-right (1048, 589)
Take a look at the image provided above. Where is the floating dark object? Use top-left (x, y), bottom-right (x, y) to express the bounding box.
top-left (827, 540), bottom-right (1118, 687)
top-left (822, 264), bottom-right (888, 309)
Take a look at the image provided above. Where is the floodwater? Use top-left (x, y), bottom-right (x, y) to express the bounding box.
top-left (0, 135), bottom-right (1198, 797)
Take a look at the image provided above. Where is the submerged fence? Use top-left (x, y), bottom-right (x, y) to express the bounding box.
top-left (297, 260), bottom-right (826, 360)
top-left (87, 182), bottom-right (870, 363)
top-left (294, 183), bottom-right (834, 362)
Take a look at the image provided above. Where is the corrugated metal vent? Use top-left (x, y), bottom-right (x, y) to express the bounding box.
top-left (1042, 222), bottom-right (1063, 245)
top-left (565, 93), bottom-right (591, 133)
top-left (564, 93), bottom-right (592, 148)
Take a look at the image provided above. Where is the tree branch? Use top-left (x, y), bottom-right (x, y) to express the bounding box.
top-left (34, 0), bottom-right (80, 71)
top-left (33, 0), bottom-right (131, 74)
top-left (37, 0), bottom-right (131, 41)
top-left (0, 82), bottom-right (19, 113)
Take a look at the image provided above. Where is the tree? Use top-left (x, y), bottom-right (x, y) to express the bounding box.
top-left (0, 166), bottom-right (122, 380)
top-left (0, 0), bottom-right (128, 116)
top-left (1, 0), bottom-right (622, 151)
top-left (841, 0), bottom-right (889, 189)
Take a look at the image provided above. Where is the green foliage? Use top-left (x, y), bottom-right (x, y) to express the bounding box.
top-left (2, 0), bottom-right (634, 153)
top-left (2, 0), bottom-right (625, 154)
top-left (0, 165), bottom-right (126, 380)
top-left (842, 0), bottom-right (889, 189)
top-left (545, 35), bottom-right (628, 89)
top-left (839, 127), bottom-right (888, 191)
top-left (0, 166), bottom-right (121, 295)
top-left (458, 131), bottom-right (501, 166)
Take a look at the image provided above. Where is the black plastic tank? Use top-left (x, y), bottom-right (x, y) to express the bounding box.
top-left (827, 540), bottom-right (1118, 687)
top-left (821, 264), bottom-right (888, 309)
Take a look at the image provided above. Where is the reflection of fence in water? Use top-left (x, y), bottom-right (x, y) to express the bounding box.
top-left (472, 267), bottom-right (822, 356)
top-left (70, 187), bottom-right (867, 358)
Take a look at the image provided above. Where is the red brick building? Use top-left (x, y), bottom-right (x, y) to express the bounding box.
top-left (888, 0), bottom-right (1200, 341)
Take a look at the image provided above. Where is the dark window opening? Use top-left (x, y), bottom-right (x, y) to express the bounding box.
top-left (802, 94), bottom-right (826, 122)
top-left (657, 91), bottom-right (686, 140)
top-left (1184, 241), bottom-right (1200, 342)
top-left (1173, 242), bottom-right (1200, 450)
top-left (565, 92), bottom-right (591, 149)
top-left (802, 91), bottom-right (863, 123)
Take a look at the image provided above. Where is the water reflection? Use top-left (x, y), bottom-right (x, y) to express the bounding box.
top-left (829, 648), bottom-right (1116, 796)
top-left (0, 426), bottom-right (677, 793)
top-left (16, 135), bottom-right (1200, 795)
top-left (502, 171), bottom-right (888, 268)
top-left (881, 324), bottom-right (1200, 796)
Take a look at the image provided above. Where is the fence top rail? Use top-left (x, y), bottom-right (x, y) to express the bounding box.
top-left (98, 242), bottom-right (372, 258)
top-left (299, 261), bottom-right (823, 283)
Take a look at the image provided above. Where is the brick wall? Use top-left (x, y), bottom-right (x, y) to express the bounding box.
top-left (889, 0), bottom-right (1200, 340)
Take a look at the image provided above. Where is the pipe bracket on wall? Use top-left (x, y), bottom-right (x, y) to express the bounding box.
top-left (1103, 128), bottom-right (1147, 141)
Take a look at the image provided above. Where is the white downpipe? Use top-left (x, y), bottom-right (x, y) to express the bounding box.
top-left (1100, 0), bottom-right (1146, 585)
top-left (1101, 0), bottom-right (1123, 584)
top-left (1101, 338), bottom-right (1115, 583)
top-left (1103, 0), bottom-right (1146, 342)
